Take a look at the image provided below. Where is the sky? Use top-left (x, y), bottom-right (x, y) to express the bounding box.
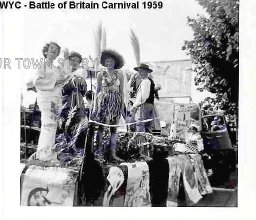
top-left (2, 0), bottom-right (213, 106)
top-left (20, 0), bottom-right (206, 63)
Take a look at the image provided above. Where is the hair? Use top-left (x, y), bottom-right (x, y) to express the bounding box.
top-left (103, 54), bottom-right (119, 69)
top-left (69, 52), bottom-right (82, 64)
top-left (100, 50), bottom-right (124, 69)
top-left (42, 42), bottom-right (61, 58)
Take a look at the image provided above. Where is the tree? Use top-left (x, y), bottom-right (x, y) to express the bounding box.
top-left (182, 0), bottom-right (239, 115)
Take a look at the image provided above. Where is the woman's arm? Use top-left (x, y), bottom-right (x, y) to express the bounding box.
top-left (58, 48), bottom-right (71, 76)
top-left (91, 71), bottom-right (103, 110)
top-left (118, 72), bottom-right (124, 105)
top-left (96, 71), bottom-right (103, 95)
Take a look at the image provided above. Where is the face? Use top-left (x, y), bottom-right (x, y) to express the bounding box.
top-left (105, 57), bottom-right (115, 69)
top-left (138, 68), bottom-right (149, 79)
top-left (47, 44), bottom-right (60, 61)
top-left (69, 56), bottom-right (81, 71)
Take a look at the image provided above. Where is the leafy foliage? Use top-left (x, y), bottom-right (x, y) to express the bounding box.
top-left (183, 0), bottom-right (239, 114)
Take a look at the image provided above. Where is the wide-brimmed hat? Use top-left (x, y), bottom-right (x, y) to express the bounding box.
top-left (100, 49), bottom-right (124, 69)
top-left (134, 63), bottom-right (153, 73)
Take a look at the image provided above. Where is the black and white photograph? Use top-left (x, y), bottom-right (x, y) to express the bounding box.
top-left (1, 0), bottom-right (256, 219)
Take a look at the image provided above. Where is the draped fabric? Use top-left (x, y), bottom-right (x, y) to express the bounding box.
top-left (166, 156), bottom-right (184, 206)
top-left (92, 164), bottom-right (128, 207)
top-left (182, 156), bottom-right (202, 205)
top-left (103, 166), bottom-right (125, 206)
top-left (167, 154), bottom-right (213, 206)
top-left (20, 165), bottom-right (78, 206)
top-left (105, 165), bottom-right (128, 207)
top-left (122, 162), bottom-right (151, 207)
top-left (189, 154), bottom-right (213, 195)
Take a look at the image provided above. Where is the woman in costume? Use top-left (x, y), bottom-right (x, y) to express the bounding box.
top-left (60, 51), bottom-right (87, 130)
top-left (186, 124), bottom-right (204, 153)
top-left (33, 42), bottom-right (67, 161)
top-left (91, 49), bottom-right (125, 162)
top-left (54, 51), bottom-right (89, 157)
top-left (173, 124), bottom-right (204, 154)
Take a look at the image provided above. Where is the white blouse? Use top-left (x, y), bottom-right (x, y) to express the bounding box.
top-left (34, 62), bottom-right (65, 100)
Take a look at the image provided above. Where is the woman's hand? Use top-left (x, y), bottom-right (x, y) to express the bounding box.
top-left (63, 48), bottom-right (69, 60)
top-left (130, 106), bottom-right (138, 114)
top-left (102, 70), bottom-right (110, 80)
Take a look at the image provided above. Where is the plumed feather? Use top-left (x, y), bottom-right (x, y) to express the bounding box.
top-left (130, 29), bottom-right (140, 66)
top-left (101, 28), bottom-right (107, 51)
top-left (93, 22), bottom-right (103, 66)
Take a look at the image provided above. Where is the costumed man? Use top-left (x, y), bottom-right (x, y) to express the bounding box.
top-left (128, 65), bottom-right (161, 132)
top-left (130, 64), bottom-right (155, 133)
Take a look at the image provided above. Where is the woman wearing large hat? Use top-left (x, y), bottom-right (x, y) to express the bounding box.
top-left (91, 49), bottom-right (125, 162)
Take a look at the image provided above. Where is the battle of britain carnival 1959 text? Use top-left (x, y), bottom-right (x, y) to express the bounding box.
top-left (0, 1), bottom-right (164, 10)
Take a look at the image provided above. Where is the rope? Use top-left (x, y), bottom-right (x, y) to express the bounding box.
top-left (88, 117), bottom-right (159, 127)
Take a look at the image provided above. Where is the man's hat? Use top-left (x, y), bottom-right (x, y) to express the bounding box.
top-left (134, 63), bottom-right (153, 73)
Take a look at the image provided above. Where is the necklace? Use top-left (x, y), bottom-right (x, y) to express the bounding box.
top-left (110, 71), bottom-right (118, 84)
top-left (103, 70), bottom-right (118, 87)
